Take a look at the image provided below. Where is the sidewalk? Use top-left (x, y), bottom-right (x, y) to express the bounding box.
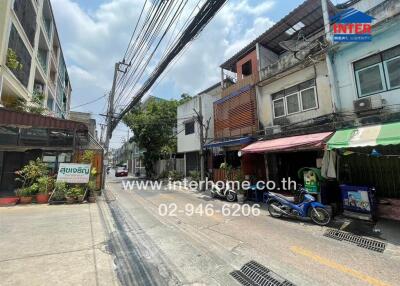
top-left (0, 203), bottom-right (118, 286)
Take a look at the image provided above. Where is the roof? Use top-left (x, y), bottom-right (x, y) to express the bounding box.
top-left (0, 108), bottom-right (88, 131)
top-left (220, 0), bottom-right (338, 72)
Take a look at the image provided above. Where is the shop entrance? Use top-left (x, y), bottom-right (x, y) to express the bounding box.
top-left (267, 151), bottom-right (321, 191)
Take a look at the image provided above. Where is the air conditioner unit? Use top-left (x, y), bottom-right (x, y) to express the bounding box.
top-left (265, 125), bottom-right (281, 136)
top-left (353, 95), bottom-right (383, 113)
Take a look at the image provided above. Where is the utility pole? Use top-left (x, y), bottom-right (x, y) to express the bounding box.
top-left (193, 95), bottom-right (211, 187)
top-left (102, 61), bottom-right (129, 189)
top-left (198, 96), bottom-right (205, 182)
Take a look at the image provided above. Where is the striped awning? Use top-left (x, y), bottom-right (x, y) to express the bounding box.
top-left (327, 122), bottom-right (400, 149)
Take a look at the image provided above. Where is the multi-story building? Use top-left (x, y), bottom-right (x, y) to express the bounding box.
top-left (0, 0), bottom-right (71, 119)
top-left (240, 0), bottom-right (337, 186)
top-left (177, 82), bottom-right (222, 176)
top-left (205, 39), bottom-right (263, 181)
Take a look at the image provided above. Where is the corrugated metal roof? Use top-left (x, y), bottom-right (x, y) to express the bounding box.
top-left (220, 0), bottom-right (338, 71)
top-left (0, 108), bottom-right (88, 131)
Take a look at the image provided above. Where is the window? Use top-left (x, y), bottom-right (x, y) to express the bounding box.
top-left (184, 121), bottom-right (195, 135)
top-left (301, 87), bottom-right (317, 111)
top-left (286, 93), bottom-right (300, 114)
top-left (273, 98), bottom-right (285, 118)
top-left (384, 56), bottom-right (400, 89)
top-left (241, 60), bottom-right (252, 76)
top-left (271, 79), bottom-right (318, 118)
top-left (354, 45), bottom-right (400, 97)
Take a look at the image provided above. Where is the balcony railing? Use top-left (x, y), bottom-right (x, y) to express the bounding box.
top-left (221, 74), bottom-right (258, 98)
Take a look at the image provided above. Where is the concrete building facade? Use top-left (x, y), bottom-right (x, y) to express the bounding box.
top-left (177, 83), bottom-right (222, 176)
top-left (0, 0), bottom-right (71, 118)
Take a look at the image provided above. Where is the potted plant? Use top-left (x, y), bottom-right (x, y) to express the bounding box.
top-left (15, 158), bottom-right (49, 205)
top-left (51, 182), bottom-right (68, 203)
top-left (36, 176), bottom-right (54, 204)
top-left (74, 187), bottom-right (86, 203)
top-left (16, 184), bottom-right (38, 204)
top-left (65, 187), bottom-right (77, 204)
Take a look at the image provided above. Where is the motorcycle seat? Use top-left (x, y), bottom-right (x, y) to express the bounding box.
top-left (270, 192), bottom-right (295, 203)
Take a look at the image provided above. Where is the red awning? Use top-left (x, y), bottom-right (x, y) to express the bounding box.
top-left (241, 132), bottom-right (333, 154)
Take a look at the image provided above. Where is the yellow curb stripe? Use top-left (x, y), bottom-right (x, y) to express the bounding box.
top-left (290, 246), bottom-right (391, 286)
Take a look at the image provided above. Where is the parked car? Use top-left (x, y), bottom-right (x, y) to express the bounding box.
top-left (115, 166), bottom-right (128, 177)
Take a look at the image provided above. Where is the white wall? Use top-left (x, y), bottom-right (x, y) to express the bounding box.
top-left (177, 96), bottom-right (200, 153)
top-left (333, 16), bottom-right (400, 113)
top-left (177, 85), bottom-right (221, 153)
top-left (257, 60), bottom-right (333, 128)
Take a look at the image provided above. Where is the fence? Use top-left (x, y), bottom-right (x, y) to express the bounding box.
top-left (154, 158), bottom-right (185, 177)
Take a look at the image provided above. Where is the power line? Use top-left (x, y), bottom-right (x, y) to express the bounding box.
top-left (70, 94), bottom-right (107, 110)
top-left (111, 0), bottom-right (228, 131)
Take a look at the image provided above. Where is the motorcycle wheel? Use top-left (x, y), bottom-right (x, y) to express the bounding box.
top-left (226, 191), bottom-right (237, 202)
top-left (310, 207), bottom-right (331, 226)
top-left (268, 201), bottom-right (283, 218)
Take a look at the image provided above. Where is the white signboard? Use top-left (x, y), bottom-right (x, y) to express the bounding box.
top-left (57, 163), bottom-right (91, 184)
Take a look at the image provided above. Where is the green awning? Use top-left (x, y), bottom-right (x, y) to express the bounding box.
top-left (327, 122), bottom-right (400, 149)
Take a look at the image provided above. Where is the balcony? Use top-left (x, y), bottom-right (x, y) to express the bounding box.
top-left (13, 0), bottom-right (37, 47)
top-left (7, 25), bottom-right (32, 88)
top-left (221, 74), bottom-right (258, 98)
top-left (260, 34), bottom-right (326, 82)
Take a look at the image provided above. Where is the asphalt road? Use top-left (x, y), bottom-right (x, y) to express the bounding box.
top-left (99, 175), bottom-right (400, 286)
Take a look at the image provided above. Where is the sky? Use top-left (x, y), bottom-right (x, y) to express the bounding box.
top-left (51, 0), bottom-right (347, 148)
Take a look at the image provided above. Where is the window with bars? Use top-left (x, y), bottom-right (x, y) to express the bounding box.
top-left (271, 79), bottom-right (318, 118)
top-left (354, 45), bottom-right (400, 97)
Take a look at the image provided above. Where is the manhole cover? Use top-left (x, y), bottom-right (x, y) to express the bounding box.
top-left (324, 229), bottom-right (386, 253)
top-left (230, 261), bottom-right (296, 286)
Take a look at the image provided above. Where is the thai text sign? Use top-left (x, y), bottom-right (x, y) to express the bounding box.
top-left (57, 163), bottom-right (91, 183)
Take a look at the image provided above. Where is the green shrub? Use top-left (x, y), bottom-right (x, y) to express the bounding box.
top-left (52, 182), bottom-right (68, 201)
top-left (15, 184), bottom-right (38, 197)
top-left (168, 170), bottom-right (183, 181)
top-left (37, 176), bottom-right (54, 194)
top-left (188, 170), bottom-right (200, 181)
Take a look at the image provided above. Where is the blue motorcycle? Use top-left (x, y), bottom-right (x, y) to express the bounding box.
top-left (265, 187), bottom-right (331, 226)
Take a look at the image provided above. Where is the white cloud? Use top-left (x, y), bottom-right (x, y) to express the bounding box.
top-left (52, 0), bottom-right (276, 144)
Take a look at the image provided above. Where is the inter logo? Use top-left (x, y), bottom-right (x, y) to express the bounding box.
top-left (331, 8), bottom-right (375, 42)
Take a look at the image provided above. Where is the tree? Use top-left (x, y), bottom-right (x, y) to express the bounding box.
top-left (123, 98), bottom-right (179, 178)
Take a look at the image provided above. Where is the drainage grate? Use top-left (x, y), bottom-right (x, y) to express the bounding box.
top-left (324, 229), bottom-right (386, 253)
top-left (230, 261), bottom-right (296, 286)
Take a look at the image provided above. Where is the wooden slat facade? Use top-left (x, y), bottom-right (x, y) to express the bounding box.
top-left (214, 86), bottom-right (258, 139)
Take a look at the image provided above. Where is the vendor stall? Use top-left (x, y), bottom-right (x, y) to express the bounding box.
top-left (327, 122), bottom-right (400, 221)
